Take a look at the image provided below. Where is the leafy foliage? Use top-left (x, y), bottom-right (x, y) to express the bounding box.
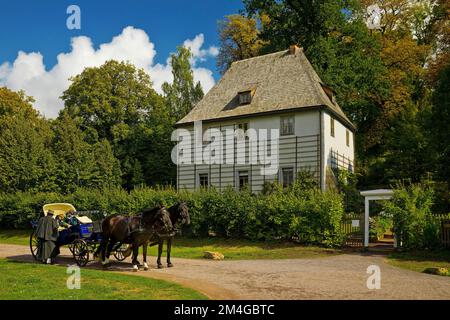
top-left (162, 46), bottom-right (204, 121)
top-left (61, 60), bottom-right (169, 188)
top-left (429, 64), bottom-right (450, 186)
top-left (217, 14), bottom-right (268, 74)
top-left (0, 88), bottom-right (56, 193)
top-left (383, 183), bottom-right (441, 250)
top-left (0, 186), bottom-right (344, 246)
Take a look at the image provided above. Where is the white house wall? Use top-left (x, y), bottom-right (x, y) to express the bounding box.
top-left (177, 110), bottom-right (324, 193)
top-left (321, 111), bottom-right (355, 189)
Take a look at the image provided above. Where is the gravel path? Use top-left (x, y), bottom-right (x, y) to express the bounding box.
top-left (1, 244), bottom-right (449, 300)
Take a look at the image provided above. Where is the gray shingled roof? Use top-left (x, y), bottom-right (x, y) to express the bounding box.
top-left (176, 47), bottom-right (355, 130)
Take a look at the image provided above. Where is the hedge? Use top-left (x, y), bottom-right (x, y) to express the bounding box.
top-left (0, 185), bottom-right (345, 247)
top-left (383, 183), bottom-right (448, 250)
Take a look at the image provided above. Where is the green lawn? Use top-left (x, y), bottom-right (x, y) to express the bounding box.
top-left (387, 250), bottom-right (450, 276)
top-left (147, 237), bottom-right (341, 259)
top-left (0, 229), bottom-right (30, 246)
top-left (0, 258), bottom-right (207, 300)
top-left (0, 229), bottom-right (341, 260)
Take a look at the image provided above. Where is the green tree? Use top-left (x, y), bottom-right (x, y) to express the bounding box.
top-left (51, 112), bottom-right (122, 192)
top-left (380, 102), bottom-right (432, 184)
top-left (61, 60), bottom-right (164, 188)
top-left (244, 0), bottom-right (389, 159)
top-left (429, 63), bottom-right (450, 185)
top-left (162, 46), bottom-right (204, 121)
top-left (244, 0), bottom-right (362, 50)
top-left (89, 139), bottom-right (122, 188)
top-left (51, 112), bottom-right (94, 192)
top-left (217, 14), bottom-right (269, 74)
top-left (0, 87), bottom-right (56, 192)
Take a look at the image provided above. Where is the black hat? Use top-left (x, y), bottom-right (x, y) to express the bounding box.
top-left (47, 210), bottom-right (54, 216)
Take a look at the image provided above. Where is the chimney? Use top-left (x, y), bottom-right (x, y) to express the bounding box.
top-left (289, 45), bottom-right (301, 55)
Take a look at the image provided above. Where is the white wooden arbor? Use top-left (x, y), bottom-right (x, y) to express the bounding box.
top-left (360, 189), bottom-right (394, 247)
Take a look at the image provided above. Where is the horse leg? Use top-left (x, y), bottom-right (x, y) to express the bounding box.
top-left (142, 242), bottom-right (149, 271)
top-left (131, 243), bottom-right (139, 272)
top-left (103, 239), bottom-right (114, 267)
top-left (157, 239), bottom-right (164, 269)
top-left (167, 237), bottom-right (173, 268)
top-left (95, 237), bottom-right (106, 261)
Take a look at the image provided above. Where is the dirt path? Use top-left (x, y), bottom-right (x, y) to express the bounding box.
top-left (1, 244), bottom-right (449, 300)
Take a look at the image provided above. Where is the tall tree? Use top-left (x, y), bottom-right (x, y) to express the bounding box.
top-left (0, 87), bottom-right (56, 192)
top-left (243, 0), bottom-right (390, 155)
top-left (89, 139), bottom-right (122, 188)
top-left (244, 0), bottom-right (362, 50)
top-left (429, 63), bottom-right (450, 185)
top-left (217, 14), bottom-right (268, 74)
top-left (61, 60), bottom-right (164, 188)
top-left (51, 112), bottom-right (121, 192)
top-left (162, 46), bottom-right (204, 121)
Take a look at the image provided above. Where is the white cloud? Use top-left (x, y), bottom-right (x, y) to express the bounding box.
top-left (183, 34), bottom-right (219, 64)
top-left (0, 26), bottom-right (217, 118)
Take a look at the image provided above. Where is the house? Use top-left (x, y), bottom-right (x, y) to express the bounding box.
top-left (174, 45), bottom-right (355, 193)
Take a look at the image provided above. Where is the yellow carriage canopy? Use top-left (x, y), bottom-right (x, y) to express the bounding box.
top-left (42, 203), bottom-right (76, 219)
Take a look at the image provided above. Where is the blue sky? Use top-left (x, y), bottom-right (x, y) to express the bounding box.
top-left (0, 0), bottom-right (243, 78)
top-left (0, 1), bottom-right (244, 117)
top-left (0, 2), bottom-right (354, 72)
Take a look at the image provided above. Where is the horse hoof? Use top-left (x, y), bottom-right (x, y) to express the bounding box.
top-left (167, 263), bottom-right (173, 268)
top-left (132, 265), bottom-right (139, 272)
top-left (101, 259), bottom-right (110, 267)
top-left (143, 263), bottom-right (149, 271)
top-left (157, 264), bottom-right (163, 269)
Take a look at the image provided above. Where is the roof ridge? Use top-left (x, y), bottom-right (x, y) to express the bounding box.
top-left (230, 49), bottom-right (291, 65)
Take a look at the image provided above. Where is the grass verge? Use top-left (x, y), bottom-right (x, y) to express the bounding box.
top-left (0, 258), bottom-right (207, 300)
top-left (387, 250), bottom-right (450, 276)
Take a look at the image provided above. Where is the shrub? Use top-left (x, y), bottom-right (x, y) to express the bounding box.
top-left (289, 190), bottom-right (345, 247)
top-left (369, 212), bottom-right (393, 241)
top-left (0, 185), bottom-right (346, 246)
top-left (383, 183), bottom-right (441, 250)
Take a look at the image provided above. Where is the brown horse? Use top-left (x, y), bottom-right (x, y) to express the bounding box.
top-left (149, 202), bottom-right (190, 268)
top-left (96, 205), bottom-right (173, 271)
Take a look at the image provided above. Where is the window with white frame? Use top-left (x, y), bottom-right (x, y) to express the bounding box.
top-left (280, 167), bottom-right (294, 188)
top-left (237, 170), bottom-right (249, 191)
top-left (198, 173), bottom-right (209, 189)
top-left (280, 116), bottom-right (294, 136)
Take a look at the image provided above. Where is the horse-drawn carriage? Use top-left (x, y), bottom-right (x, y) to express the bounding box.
top-left (30, 203), bottom-right (129, 266)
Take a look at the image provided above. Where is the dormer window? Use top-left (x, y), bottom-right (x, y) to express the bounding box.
top-left (239, 90), bottom-right (252, 105)
top-left (237, 87), bottom-right (256, 106)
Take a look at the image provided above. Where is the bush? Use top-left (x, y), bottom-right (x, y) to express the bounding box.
top-left (289, 190), bottom-right (345, 247)
top-left (369, 212), bottom-right (393, 241)
top-left (0, 185), bottom-right (346, 246)
top-left (383, 183), bottom-right (441, 250)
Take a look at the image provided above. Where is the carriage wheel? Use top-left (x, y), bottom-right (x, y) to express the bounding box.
top-left (72, 239), bottom-right (90, 267)
top-left (29, 231), bottom-right (39, 260)
top-left (114, 244), bottom-right (130, 262)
